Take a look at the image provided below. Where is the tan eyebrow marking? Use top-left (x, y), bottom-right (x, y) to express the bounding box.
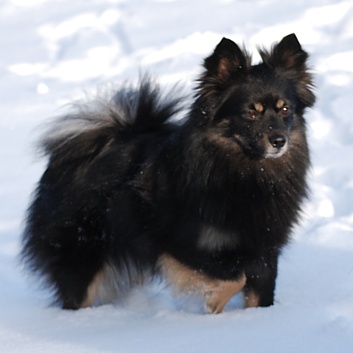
top-left (276, 99), bottom-right (285, 109)
top-left (254, 102), bottom-right (264, 113)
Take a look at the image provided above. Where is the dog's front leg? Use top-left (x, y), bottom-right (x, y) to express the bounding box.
top-left (158, 253), bottom-right (246, 314)
top-left (244, 253), bottom-right (279, 308)
top-left (203, 273), bottom-right (246, 313)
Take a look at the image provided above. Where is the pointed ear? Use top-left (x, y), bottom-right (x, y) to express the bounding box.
top-left (260, 34), bottom-right (315, 107)
top-left (268, 33), bottom-right (307, 71)
top-left (203, 38), bottom-right (248, 82)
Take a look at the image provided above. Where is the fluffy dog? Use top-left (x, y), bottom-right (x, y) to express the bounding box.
top-left (22, 33), bottom-right (315, 313)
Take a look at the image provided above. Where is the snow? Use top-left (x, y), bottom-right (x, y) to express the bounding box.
top-left (1, 0), bottom-right (353, 352)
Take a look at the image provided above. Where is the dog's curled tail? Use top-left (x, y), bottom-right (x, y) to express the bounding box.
top-left (39, 77), bottom-right (183, 164)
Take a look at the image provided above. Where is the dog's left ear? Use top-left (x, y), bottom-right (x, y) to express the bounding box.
top-left (260, 34), bottom-right (315, 107)
top-left (265, 34), bottom-right (307, 71)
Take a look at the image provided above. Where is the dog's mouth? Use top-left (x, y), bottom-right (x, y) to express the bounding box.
top-left (264, 143), bottom-right (288, 159)
top-left (234, 134), bottom-right (289, 159)
top-left (264, 133), bottom-right (289, 158)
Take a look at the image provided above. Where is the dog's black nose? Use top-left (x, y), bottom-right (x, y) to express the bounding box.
top-left (269, 135), bottom-right (287, 149)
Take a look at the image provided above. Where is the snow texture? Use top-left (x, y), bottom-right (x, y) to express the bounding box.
top-left (1, 0), bottom-right (353, 352)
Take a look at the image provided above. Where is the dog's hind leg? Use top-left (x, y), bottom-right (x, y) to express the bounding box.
top-left (158, 253), bottom-right (246, 314)
top-left (80, 263), bottom-right (122, 308)
top-left (62, 263), bottom-right (119, 309)
top-left (54, 263), bottom-right (106, 310)
top-left (80, 268), bottom-right (106, 308)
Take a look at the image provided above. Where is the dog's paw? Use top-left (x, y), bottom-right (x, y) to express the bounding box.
top-left (204, 274), bottom-right (247, 314)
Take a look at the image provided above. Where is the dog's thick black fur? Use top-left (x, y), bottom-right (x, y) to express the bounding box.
top-left (22, 34), bottom-right (315, 312)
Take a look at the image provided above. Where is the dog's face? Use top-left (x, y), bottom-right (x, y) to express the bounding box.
top-left (213, 70), bottom-right (298, 159)
top-left (196, 34), bottom-right (315, 160)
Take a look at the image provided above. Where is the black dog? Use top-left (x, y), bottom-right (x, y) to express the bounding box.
top-left (22, 34), bottom-right (315, 313)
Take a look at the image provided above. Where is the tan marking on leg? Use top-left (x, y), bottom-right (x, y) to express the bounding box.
top-left (244, 289), bottom-right (260, 308)
top-left (254, 102), bottom-right (264, 113)
top-left (276, 99), bottom-right (285, 110)
top-left (80, 262), bottom-right (136, 308)
top-left (81, 269), bottom-right (105, 308)
top-left (158, 254), bottom-right (246, 314)
top-left (204, 274), bottom-right (246, 314)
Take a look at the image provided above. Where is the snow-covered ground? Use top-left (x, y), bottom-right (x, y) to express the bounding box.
top-left (1, 0), bottom-right (353, 352)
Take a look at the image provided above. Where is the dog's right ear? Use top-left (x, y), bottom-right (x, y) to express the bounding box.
top-left (197, 38), bottom-right (250, 100)
top-left (203, 38), bottom-right (248, 82)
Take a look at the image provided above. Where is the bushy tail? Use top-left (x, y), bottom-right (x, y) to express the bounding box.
top-left (39, 77), bottom-right (183, 165)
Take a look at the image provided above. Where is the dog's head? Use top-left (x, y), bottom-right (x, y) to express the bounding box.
top-left (195, 34), bottom-right (315, 160)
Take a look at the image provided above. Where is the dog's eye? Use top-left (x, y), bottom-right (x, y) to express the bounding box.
top-left (242, 110), bottom-right (257, 120)
top-left (281, 106), bottom-right (290, 116)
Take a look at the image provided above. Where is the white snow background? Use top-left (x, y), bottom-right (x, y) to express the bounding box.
top-left (1, 0), bottom-right (353, 352)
